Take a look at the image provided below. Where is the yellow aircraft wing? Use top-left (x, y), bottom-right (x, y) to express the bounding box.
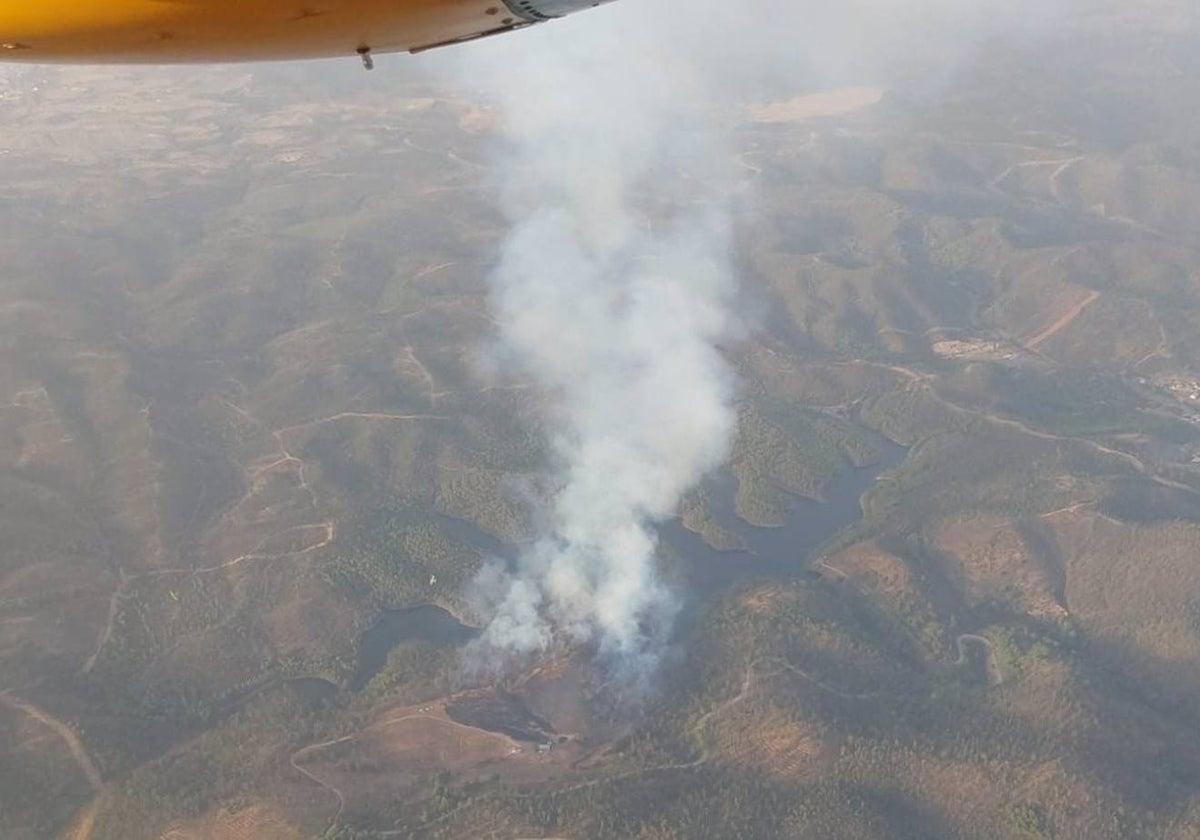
top-left (0, 0), bottom-right (612, 64)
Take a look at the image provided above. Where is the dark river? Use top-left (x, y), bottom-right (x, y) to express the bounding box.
top-left (352, 604), bottom-right (480, 691)
top-left (662, 439), bottom-right (908, 598)
top-left (349, 439), bottom-right (908, 690)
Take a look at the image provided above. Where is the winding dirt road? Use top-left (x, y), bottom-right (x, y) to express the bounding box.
top-left (290, 735), bottom-right (353, 822)
top-left (862, 361), bottom-right (1200, 497)
top-left (0, 694), bottom-right (102, 791)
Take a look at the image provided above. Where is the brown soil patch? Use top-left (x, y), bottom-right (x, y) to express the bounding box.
top-left (713, 705), bottom-right (823, 780)
top-left (748, 87), bottom-right (884, 123)
top-left (739, 586), bottom-right (787, 614)
top-left (296, 693), bottom-right (586, 816)
top-left (934, 515), bottom-right (1065, 617)
top-left (515, 653), bottom-right (604, 740)
top-left (907, 757), bottom-right (1007, 826)
top-left (369, 707), bottom-right (518, 770)
top-left (932, 338), bottom-right (1020, 362)
top-left (1049, 513), bottom-right (1200, 673)
top-left (159, 802), bottom-right (302, 840)
top-left (823, 540), bottom-right (914, 597)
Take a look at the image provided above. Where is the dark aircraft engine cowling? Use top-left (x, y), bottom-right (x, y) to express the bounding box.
top-left (503, 0), bottom-right (618, 22)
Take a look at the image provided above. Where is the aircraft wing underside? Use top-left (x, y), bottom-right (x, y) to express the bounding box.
top-left (0, 0), bottom-right (614, 63)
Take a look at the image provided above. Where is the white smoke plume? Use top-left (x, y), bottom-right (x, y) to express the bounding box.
top-left (446, 0), bottom-right (1076, 669)
top-left (452, 11), bottom-right (742, 670)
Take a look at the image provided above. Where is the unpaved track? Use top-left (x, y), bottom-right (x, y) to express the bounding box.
top-left (861, 361), bottom-right (1200, 497)
top-left (393, 657), bottom-right (879, 836)
top-left (292, 710), bottom-right (527, 832)
top-left (1025, 289), bottom-right (1101, 349)
top-left (273, 411), bottom-right (449, 438)
top-left (147, 522), bottom-right (335, 578)
top-left (1047, 156), bottom-right (1083, 203)
top-left (1, 694), bottom-right (102, 791)
top-left (290, 735), bottom-right (353, 822)
top-left (82, 581), bottom-right (124, 674)
top-left (64, 801), bottom-right (97, 840)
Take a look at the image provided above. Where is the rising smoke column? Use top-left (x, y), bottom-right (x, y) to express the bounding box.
top-left (477, 202), bottom-right (740, 666)
top-left (449, 0), bottom-right (1073, 668)
top-left (454, 14), bottom-right (743, 669)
